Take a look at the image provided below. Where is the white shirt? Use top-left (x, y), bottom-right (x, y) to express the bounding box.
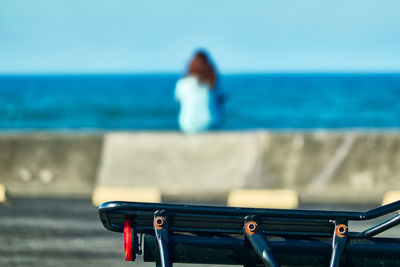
top-left (175, 76), bottom-right (222, 133)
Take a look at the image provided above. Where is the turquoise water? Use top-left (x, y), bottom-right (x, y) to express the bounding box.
top-left (0, 74), bottom-right (399, 131)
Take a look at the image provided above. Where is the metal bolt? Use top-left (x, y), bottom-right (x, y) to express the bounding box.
top-left (336, 224), bottom-right (348, 237)
top-left (245, 221), bottom-right (258, 235)
top-left (154, 216), bottom-right (165, 229)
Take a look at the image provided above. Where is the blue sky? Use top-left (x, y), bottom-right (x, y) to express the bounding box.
top-left (1, 0), bottom-right (400, 73)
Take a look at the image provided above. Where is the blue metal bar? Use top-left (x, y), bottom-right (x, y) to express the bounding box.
top-left (99, 200), bottom-right (400, 224)
top-left (329, 221), bottom-right (349, 267)
top-left (353, 213), bottom-right (400, 238)
top-left (143, 233), bottom-right (400, 266)
top-left (154, 210), bottom-right (171, 267)
top-left (244, 216), bottom-right (280, 267)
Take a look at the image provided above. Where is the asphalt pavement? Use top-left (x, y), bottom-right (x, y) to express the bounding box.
top-left (1, 198), bottom-right (399, 267)
top-left (0, 198), bottom-right (231, 267)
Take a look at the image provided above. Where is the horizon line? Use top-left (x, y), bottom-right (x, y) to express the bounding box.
top-left (1, 70), bottom-right (400, 76)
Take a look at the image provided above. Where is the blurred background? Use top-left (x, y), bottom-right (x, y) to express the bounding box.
top-left (1, 0), bottom-right (400, 266)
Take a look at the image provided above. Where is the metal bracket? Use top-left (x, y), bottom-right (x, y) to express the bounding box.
top-left (154, 210), bottom-right (172, 267)
top-left (329, 220), bottom-right (349, 267)
top-left (243, 216), bottom-right (280, 267)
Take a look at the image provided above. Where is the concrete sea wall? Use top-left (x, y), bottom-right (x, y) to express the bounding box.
top-left (0, 131), bottom-right (399, 204)
top-left (0, 134), bottom-right (103, 198)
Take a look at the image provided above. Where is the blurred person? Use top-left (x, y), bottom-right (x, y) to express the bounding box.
top-left (175, 50), bottom-right (225, 134)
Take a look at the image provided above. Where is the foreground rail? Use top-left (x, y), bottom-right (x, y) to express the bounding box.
top-left (99, 201), bottom-right (400, 266)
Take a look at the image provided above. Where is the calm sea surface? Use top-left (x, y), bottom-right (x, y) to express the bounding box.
top-left (0, 74), bottom-right (399, 131)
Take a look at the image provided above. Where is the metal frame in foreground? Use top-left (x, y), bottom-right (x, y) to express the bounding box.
top-left (99, 201), bottom-right (400, 267)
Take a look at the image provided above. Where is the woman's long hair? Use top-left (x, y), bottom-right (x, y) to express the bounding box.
top-left (187, 50), bottom-right (217, 89)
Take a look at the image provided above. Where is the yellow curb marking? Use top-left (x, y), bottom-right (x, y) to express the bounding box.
top-left (382, 191), bottom-right (400, 206)
top-left (0, 184), bottom-right (6, 203)
top-left (227, 189), bottom-right (299, 209)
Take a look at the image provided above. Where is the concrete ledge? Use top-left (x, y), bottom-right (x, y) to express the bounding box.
top-left (2, 132), bottom-right (400, 205)
top-left (227, 189), bottom-right (299, 209)
top-left (92, 186), bottom-right (161, 206)
top-left (0, 184), bottom-right (6, 203)
top-left (0, 134), bottom-right (103, 198)
top-left (96, 132), bottom-right (264, 192)
top-left (382, 191), bottom-right (400, 206)
top-left (300, 187), bottom-right (384, 205)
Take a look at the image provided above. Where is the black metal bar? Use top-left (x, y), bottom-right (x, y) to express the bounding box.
top-left (99, 201), bottom-right (400, 266)
top-left (354, 213), bottom-right (400, 238)
top-left (329, 221), bottom-right (349, 267)
top-left (99, 200), bottom-right (400, 226)
top-left (143, 233), bottom-right (400, 266)
top-left (361, 201), bottom-right (400, 220)
top-left (244, 216), bottom-right (280, 267)
top-left (154, 210), bottom-right (171, 267)
top-left (131, 221), bottom-right (138, 261)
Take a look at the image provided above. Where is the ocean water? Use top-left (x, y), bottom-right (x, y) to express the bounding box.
top-left (0, 74), bottom-right (399, 131)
